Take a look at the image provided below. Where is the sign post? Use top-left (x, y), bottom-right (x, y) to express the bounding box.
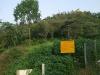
top-left (60, 40), bottom-right (75, 53)
top-left (60, 21), bottom-right (75, 54)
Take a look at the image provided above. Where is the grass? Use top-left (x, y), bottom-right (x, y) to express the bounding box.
top-left (4, 40), bottom-right (74, 75)
top-left (0, 40), bottom-right (53, 75)
top-left (0, 39), bottom-right (100, 75)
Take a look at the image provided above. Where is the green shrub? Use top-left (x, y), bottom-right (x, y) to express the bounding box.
top-left (75, 38), bottom-right (86, 68)
top-left (52, 39), bottom-right (60, 55)
top-left (75, 38), bottom-right (97, 68)
top-left (5, 40), bottom-right (74, 75)
top-left (0, 48), bottom-right (5, 53)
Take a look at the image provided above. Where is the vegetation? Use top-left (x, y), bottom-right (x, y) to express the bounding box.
top-left (0, 0), bottom-right (100, 75)
top-left (0, 10), bottom-right (100, 49)
top-left (5, 41), bottom-right (75, 75)
top-left (0, 39), bottom-right (99, 75)
top-left (14, 0), bottom-right (40, 24)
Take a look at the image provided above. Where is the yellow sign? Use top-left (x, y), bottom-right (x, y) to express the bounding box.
top-left (60, 40), bottom-right (75, 53)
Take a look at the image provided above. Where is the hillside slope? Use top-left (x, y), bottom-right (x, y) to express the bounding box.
top-left (0, 39), bottom-right (100, 75)
top-left (2, 41), bottom-right (75, 75)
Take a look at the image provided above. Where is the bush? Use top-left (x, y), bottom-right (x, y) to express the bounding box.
top-left (52, 39), bottom-right (60, 55)
top-left (0, 48), bottom-right (5, 53)
top-left (5, 40), bottom-right (74, 75)
top-left (75, 38), bottom-right (86, 68)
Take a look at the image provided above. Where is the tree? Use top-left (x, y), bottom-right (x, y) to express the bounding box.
top-left (14, 0), bottom-right (40, 24)
top-left (0, 22), bottom-right (17, 48)
top-left (14, 0), bottom-right (41, 45)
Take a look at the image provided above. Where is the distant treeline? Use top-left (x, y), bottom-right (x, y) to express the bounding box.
top-left (0, 10), bottom-right (100, 48)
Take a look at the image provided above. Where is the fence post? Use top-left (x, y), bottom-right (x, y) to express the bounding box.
top-left (84, 43), bottom-right (87, 68)
top-left (42, 63), bottom-right (45, 75)
top-left (94, 40), bottom-right (97, 61)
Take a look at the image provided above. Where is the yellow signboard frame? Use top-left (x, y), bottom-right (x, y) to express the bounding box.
top-left (60, 40), bottom-right (75, 53)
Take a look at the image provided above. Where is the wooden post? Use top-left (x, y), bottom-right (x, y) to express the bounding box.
top-left (67, 24), bottom-right (70, 39)
top-left (94, 40), bottom-right (97, 61)
top-left (29, 27), bottom-right (31, 46)
top-left (84, 43), bottom-right (87, 68)
top-left (42, 63), bottom-right (45, 75)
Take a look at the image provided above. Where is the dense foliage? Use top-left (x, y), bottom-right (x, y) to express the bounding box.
top-left (0, 10), bottom-right (100, 48)
top-left (2, 39), bottom-right (100, 75)
top-left (0, 0), bottom-right (100, 75)
top-left (14, 0), bottom-right (40, 24)
top-left (5, 41), bottom-right (75, 75)
top-left (0, 3), bottom-right (100, 74)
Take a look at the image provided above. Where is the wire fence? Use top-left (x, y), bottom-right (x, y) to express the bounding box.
top-left (44, 39), bottom-right (100, 75)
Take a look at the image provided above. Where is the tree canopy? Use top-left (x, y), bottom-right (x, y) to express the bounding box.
top-left (0, 10), bottom-right (100, 48)
top-left (14, 0), bottom-right (40, 24)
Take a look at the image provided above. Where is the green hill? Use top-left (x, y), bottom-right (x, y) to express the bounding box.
top-left (3, 40), bottom-right (74, 75)
top-left (0, 39), bottom-right (100, 75)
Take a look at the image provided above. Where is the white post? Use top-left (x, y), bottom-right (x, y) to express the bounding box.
top-left (42, 63), bottom-right (45, 75)
top-left (16, 69), bottom-right (32, 75)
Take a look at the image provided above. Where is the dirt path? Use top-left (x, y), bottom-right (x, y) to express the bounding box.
top-left (0, 50), bottom-right (10, 75)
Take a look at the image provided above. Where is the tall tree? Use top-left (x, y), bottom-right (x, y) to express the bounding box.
top-left (14, 0), bottom-right (40, 45)
top-left (14, 0), bottom-right (40, 24)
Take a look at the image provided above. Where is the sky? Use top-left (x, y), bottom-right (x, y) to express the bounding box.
top-left (0, 0), bottom-right (100, 23)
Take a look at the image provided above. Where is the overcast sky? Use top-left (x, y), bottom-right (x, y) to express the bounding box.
top-left (0, 0), bottom-right (100, 23)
